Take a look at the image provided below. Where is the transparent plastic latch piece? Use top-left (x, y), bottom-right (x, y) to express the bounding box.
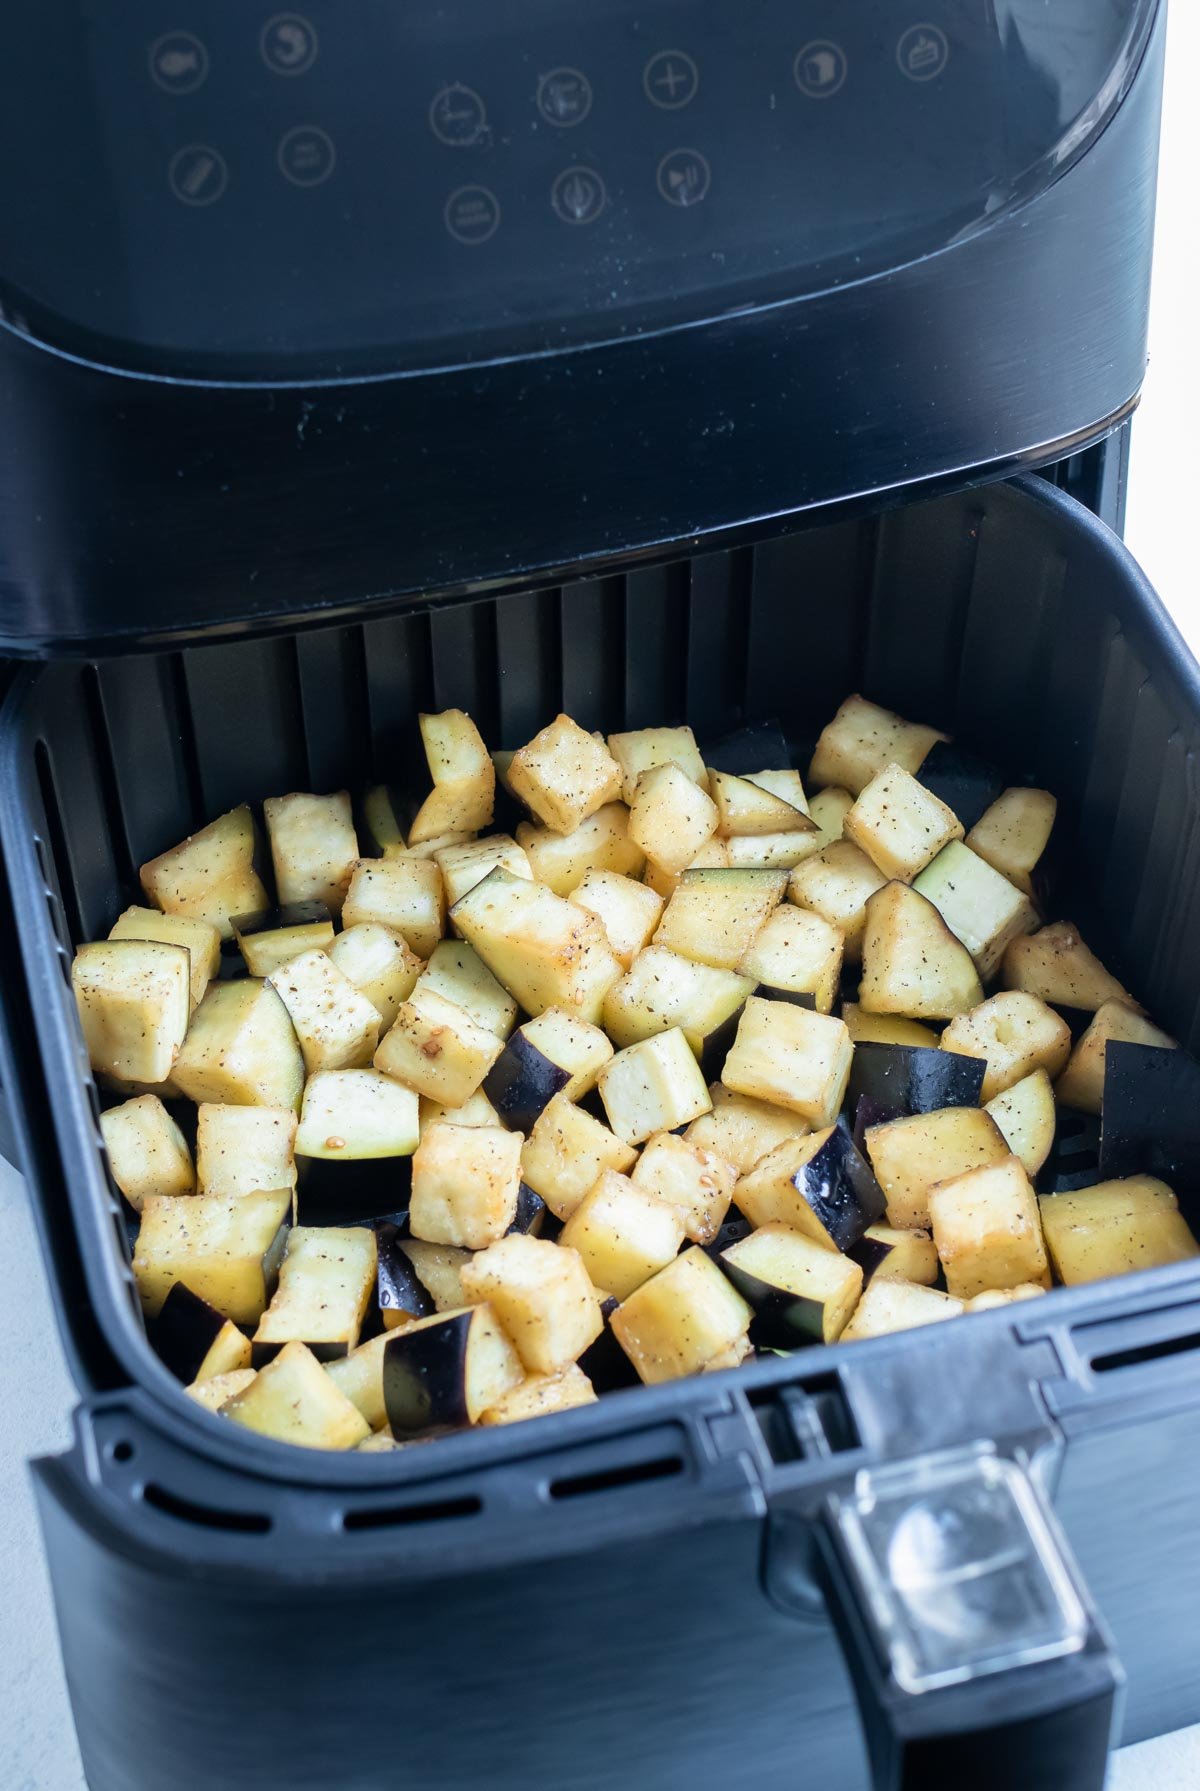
top-left (831, 1444), bottom-right (1088, 1696)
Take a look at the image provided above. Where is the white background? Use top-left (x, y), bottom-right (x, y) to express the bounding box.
top-left (2, 5), bottom-right (1199, 1785)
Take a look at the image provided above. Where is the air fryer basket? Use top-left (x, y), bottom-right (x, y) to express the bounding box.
top-left (8, 475), bottom-right (1200, 1791)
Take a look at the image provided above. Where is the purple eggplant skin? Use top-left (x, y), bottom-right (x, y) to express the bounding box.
top-left (851, 1092), bottom-right (903, 1156)
top-left (1039, 1108), bottom-right (1101, 1194)
top-left (756, 987), bottom-right (816, 1012)
top-left (151, 1283), bottom-right (236, 1382)
top-left (506, 1182), bottom-right (549, 1238)
top-left (578, 1296), bottom-right (641, 1393)
top-left (698, 1003), bottom-right (749, 1083)
top-left (376, 1220), bottom-right (435, 1324)
top-left (848, 1233), bottom-right (897, 1287)
top-left (484, 1033), bottom-right (571, 1135)
top-left (383, 1311), bottom-right (480, 1434)
top-left (914, 740), bottom-right (1006, 833)
top-left (295, 1153), bottom-right (413, 1227)
top-left (231, 900), bottom-right (333, 937)
top-left (1099, 1040), bottom-right (1200, 1193)
top-left (703, 718), bottom-right (792, 777)
top-left (717, 1259), bottom-right (827, 1350)
top-left (791, 1122), bottom-right (886, 1252)
top-left (848, 1043), bottom-right (984, 1121)
top-left (702, 1212), bottom-right (754, 1261)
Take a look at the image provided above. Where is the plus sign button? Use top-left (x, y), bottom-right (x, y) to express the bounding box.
top-left (643, 51), bottom-right (699, 110)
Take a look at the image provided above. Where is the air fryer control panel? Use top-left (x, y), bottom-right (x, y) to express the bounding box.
top-left (0, 0), bottom-right (1156, 373)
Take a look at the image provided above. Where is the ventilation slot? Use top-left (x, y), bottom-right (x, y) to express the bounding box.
top-left (1090, 1330), bottom-right (1200, 1375)
top-left (141, 1482), bottom-right (272, 1533)
top-left (341, 1492), bottom-right (482, 1532)
top-left (548, 1454), bottom-right (683, 1502)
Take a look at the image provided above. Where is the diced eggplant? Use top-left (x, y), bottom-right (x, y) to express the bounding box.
top-left (373, 1222), bottom-right (434, 1330)
top-left (643, 836), bottom-right (729, 902)
top-left (1039, 1177), bottom-right (1199, 1284)
top-left (375, 987), bottom-right (504, 1106)
top-left (172, 978), bottom-right (306, 1111)
top-left (293, 1069), bottom-right (418, 1220)
top-left (985, 1068), bottom-right (1057, 1179)
top-left (485, 1009), bottom-right (611, 1133)
top-left (263, 792), bottom-right (359, 914)
top-left (719, 1224), bottom-right (862, 1347)
top-left (251, 1226), bottom-right (377, 1364)
top-left (864, 1106), bottom-right (1009, 1230)
top-left (653, 867), bottom-right (788, 972)
top-left (744, 770), bottom-right (811, 815)
top-left (966, 788), bottom-right (1057, 901)
top-left (851, 1091), bottom-right (903, 1155)
top-left (223, 1341), bottom-right (370, 1449)
top-left (399, 1239), bottom-right (474, 1311)
top-left (359, 783), bottom-right (407, 856)
top-left (628, 763), bottom-right (719, 877)
top-left (736, 904), bottom-right (843, 1013)
top-left (507, 713), bottom-right (622, 834)
top-left (685, 1084), bottom-right (808, 1176)
top-left (913, 739), bottom-right (1007, 833)
top-left (608, 724), bottom-right (708, 803)
top-left (409, 1122), bottom-right (523, 1249)
top-left (460, 1233), bottom-right (603, 1374)
top-left (966, 1284), bottom-right (1048, 1312)
top-left (295, 1155), bottom-right (414, 1227)
top-left (196, 1102), bottom-right (298, 1198)
top-left (72, 939), bottom-right (192, 1087)
top-left (1039, 1108), bottom-right (1102, 1194)
top-left (809, 695), bottom-right (945, 797)
top-left (140, 804), bottom-right (269, 940)
top-left (841, 1003), bottom-right (940, 1049)
top-left (410, 939), bottom-right (518, 1039)
top-left (324, 1330), bottom-right (393, 1429)
top-left (357, 1432), bottom-right (411, 1452)
top-left (913, 842), bottom-right (1038, 980)
top-left (507, 1182), bottom-right (549, 1238)
top-left (808, 786), bottom-right (854, 846)
top-left (328, 922), bottom-right (423, 1033)
top-left (419, 1088), bottom-right (502, 1133)
top-left (133, 1187), bottom-right (291, 1323)
top-left (602, 946), bottom-right (753, 1077)
top-left (840, 1279), bottom-right (965, 1341)
top-left (108, 906), bottom-right (221, 1009)
top-left (725, 831), bottom-right (825, 871)
top-left (186, 1368), bottom-right (258, 1413)
top-left (479, 1364), bottom-right (598, 1425)
top-left (598, 1027), bottom-right (713, 1145)
top-left (630, 1132), bottom-right (736, 1244)
top-left (848, 1041), bottom-right (984, 1122)
top-left (1002, 921), bottom-right (1137, 1014)
top-left (231, 903), bottom-right (336, 979)
top-left (520, 1093), bottom-right (638, 1220)
top-left (383, 1304), bottom-right (523, 1433)
top-left (151, 1282), bottom-right (252, 1384)
top-left (1099, 1040), bottom-right (1200, 1190)
top-left (408, 709), bottom-right (496, 844)
top-left (723, 997), bottom-right (852, 1128)
top-left (702, 1213), bottom-right (755, 1258)
top-left (434, 835), bottom-right (533, 905)
top-left (1055, 1000), bottom-right (1175, 1115)
top-left (611, 1247), bottom-right (752, 1383)
top-left (569, 869), bottom-right (664, 970)
top-left (858, 881), bottom-right (983, 1020)
top-left (941, 990), bottom-right (1071, 1103)
top-left (927, 1155), bottom-right (1050, 1300)
top-left (788, 841), bottom-right (888, 962)
top-left (267, 948), bottom-right (381, 1075)
top-left (559, 1170), bottom-right (685, 1300)
top-left (450, 868), bottom-right (622, 1024)
top-left (701, 719), bottom-right (792, 778)
top-left (849, 1223), bottom-right (939, 1287)
top-left (709, 772), bottom-right (813, 839)
top-left (342, 855), bottom-right (446, 959)
top-left (735, 1124), bottom-right (885, 1251)
top-left (101, 1095), bottom-right (196, 1210)
top-left (844, 763), bottom-right (964, 883)
top-left (516, 803), bottom-right (645, 897)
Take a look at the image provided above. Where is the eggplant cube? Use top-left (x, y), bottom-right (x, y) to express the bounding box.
top-left (232, 904), bottom-right (337, 979)
top-left (252, 1225), bottom-right (378, 1363)
top-left (520, 1093), bottom-right (638, 1220)
top-left (172, 978), bottom-right (306, 1111)
top-left (858, 881), bottom-right (983, 1021)
top-left (607, 725), bottom-right (707, 803)
top-left (913, 841), bottom-right (1038, 980)
top-left (927, 1155), bottom-right (1049, 1300)
top-left (485, 1009), bottom-right (612, 1133)
top-left (746, 770), bottom-right (812, 815)
top-left (643, 835), bottom-right (729, 902)
top-left (864, 1105), bottom-right (1010, 1230)
top-left (151, 1282), bottom-right (252, 1384)
top-left (374, 1222), bottom-right (436, 1330)
top-left (849, 1223), bottom-right (939, 1287)
top-left (101, 1095), bottom-right (195, 1210)
top-left (598, 1027), bottom-right (713, 1145)
top-left (411, 939), bottom-right (519, 1039)
top-left (1039, 1177), bottom-right (1199, 1284)
top-left (1002, 921), bottom-right (1136, 1014)
top-left (187, 1368), bottom-right (257, 1413)
top-left (723, 997), bottom-right (852, 1128)
top-left (840, 1279), bottom-right (965, 1341)
top-left (847, 1041), bottom-right (984, 1121)
top-left (984, 1068), bottom-right (1056, 1179)
top-left (569, 869), bottom-right (664, 969)
top-left (966, 788), bottom-right (1057, 901)
top-left (941, 990), bottom-right (1071, 1102)
top-left (720, 1223), bottom-right (862, 1346)
top-left (559, 1170), bottom-right (686, 1300)
top-left (140, 804), bottom-right (268, 940)
top-left (263, 791), bottom-right (359, 914)
top-left (410, 1121), bottom-right (524, 1249)
top-left (710, 771), bottom-right (812, 839)
top-left (267, 948), bottom-right (381, 1075)
top-left (223, 1341), bottom-right (370, 1450)
top-left (967, 1284), bottom-right (1048, 1312)
top-left (328, 922), bottom-right (423, 1032)
top-left (383, 1304), bottom-right (524, 1432)
top-left (735, 1124), bottom-right (885, 1252)
top-left (196, 1102), bottom-right (298, 1198)
top-left (602, 946), bottom-right (753, 1072)
top-left (654, 867), bottom-right (787, 972)
top-left (399, 1240), bottom-right (474, 1311)
top-left (133, 1186), bottom-right (291, 1323)
top-left (507, 713), bottom-right (623, 834)
top-left (611, 1246), bottom-right (752, 1383)
top-left (788, 841), bottom-right (888, 962)
top-left (434, 834), bottom-right (533, 906)
top-left (844, 762), bottom-right (964, 883)
top-left (809, 786), bottom-right (854, 845)
top-left (726, 830), bottom-right (825, 872)
top-left (631, 1132), bottom-right (737, 1243)
top-left (360, 783), bottom-right (407, 857)
top-left (1055, 999), bottom-right (1175, 1115)
top-left (72, 939), bottom-right (191, 1087)
top-left (296, 1068), bottom-right (419, 1161)
top-left (809, 696), bottom-right (945, 797)
top-left (629, 763), bottom-right (719, 877)
top-left (516, 803), bottom-right (645, 897)
top-left (325, 1330), bottom-right (394, 1430)
top-left (450, 868), bottom-right (622, 1024)
top-left (420, 1088), bottom-right (502, 1133)
top-left (374, 988), bottom-right (504, 1106)
top-left (480, 1364), bottom-right (598, 1425)
top-left (737, 904), bottom-right (844, 1013)
top-left (108, 905), bottom-right (221, 1009)
top-left (342, 855), bottom-right (446, 960)
top-left (408, 708), bottom-right (496, 844)
top-left (460, 1234), bottom-right (604, 1373)
top-left (685, 1084), bottom-right (809, 1177)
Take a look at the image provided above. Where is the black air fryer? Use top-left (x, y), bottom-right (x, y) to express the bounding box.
top-left (1, 6), bottom-right (1195, 1790)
